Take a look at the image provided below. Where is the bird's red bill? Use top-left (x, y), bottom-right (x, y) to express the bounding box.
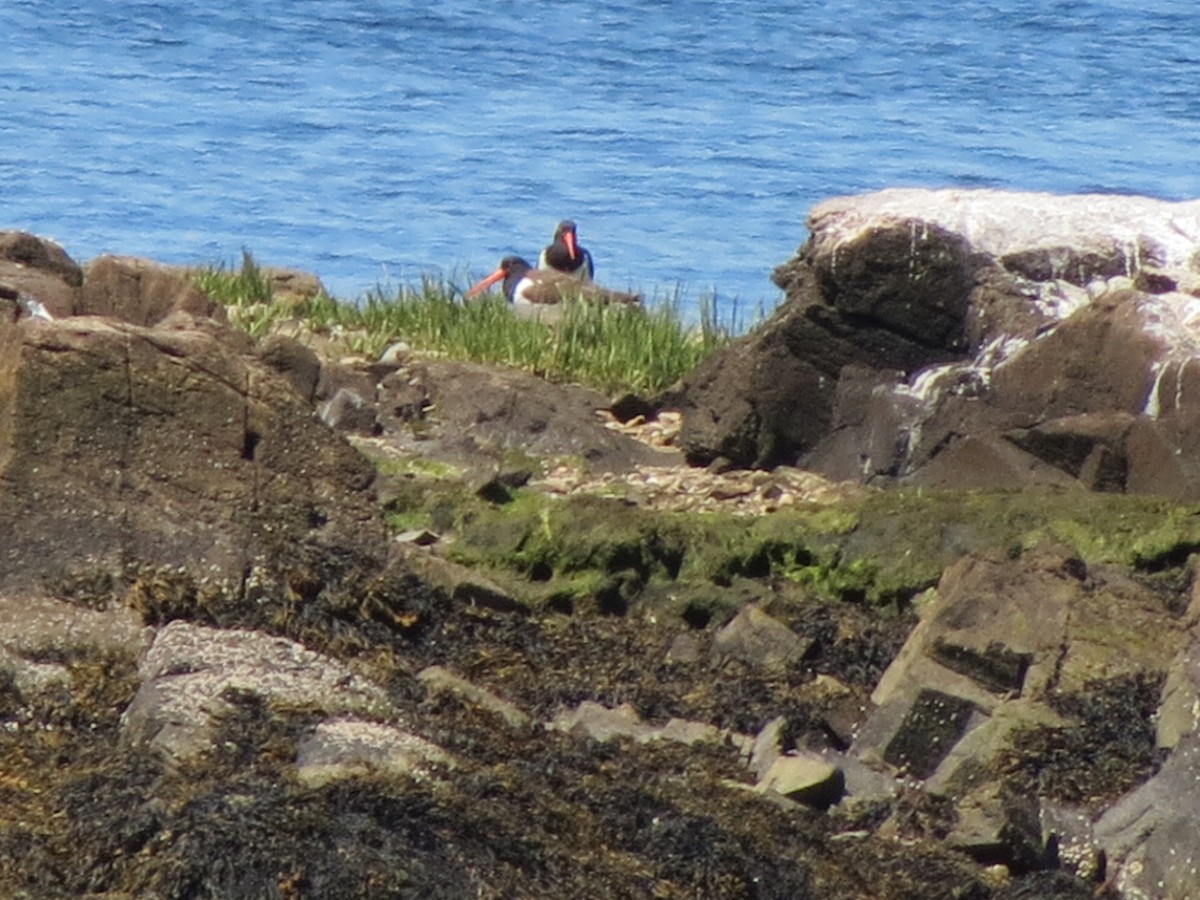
top-left (466, 267), bottom-right (506, 297)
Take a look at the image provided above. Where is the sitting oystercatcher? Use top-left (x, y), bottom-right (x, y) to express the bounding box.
top-left (466, 256), bottom-right (638, 312)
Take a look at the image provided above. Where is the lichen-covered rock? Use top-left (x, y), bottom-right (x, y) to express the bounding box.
top-left (122, 621), bottom-right (394, 762)
top-left (0, 590), bottom-right (150, 658)
top-left (295, 717), bottom-right (455, 787)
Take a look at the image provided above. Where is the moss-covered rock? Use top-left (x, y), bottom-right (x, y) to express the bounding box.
top-left (438, 484), bottom-right (1200, 615)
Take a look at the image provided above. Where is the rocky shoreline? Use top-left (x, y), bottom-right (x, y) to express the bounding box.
top-left (3, 190), bottom-right (1200, 898)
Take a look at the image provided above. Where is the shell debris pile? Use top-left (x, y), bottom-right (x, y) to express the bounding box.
top-left (533, 411), bottom-right (869, 516)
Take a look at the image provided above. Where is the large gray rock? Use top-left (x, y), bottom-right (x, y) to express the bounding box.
top-left (1096, 732), bottom-right (1200, 900)
top-left (122, 621), bottom-right (394, 763)
top-left (945, 782), bottom-right (1047, 870)
top-left (710, 604), bottom-right (810, 670)
top-left (755, 752), bottom-right (845, 809)
top-left (311, 355), bottom-right (682, 475)
top-left (377, 358), bottom-right (683, 474)
top-left (675, 189), bottom-right (1200, 498)
top-left (1155, 570), bottom-right (1200, 749)
top-left (870, 546), bottom-right (1179, 714)
top-left (1158, 638), bottom-right (1200, 750)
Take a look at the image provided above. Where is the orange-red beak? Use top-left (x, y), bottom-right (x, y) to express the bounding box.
top-left (564, 230), bottom-right (578, 262)
top-left (466, 267), bottom-right (506, 298)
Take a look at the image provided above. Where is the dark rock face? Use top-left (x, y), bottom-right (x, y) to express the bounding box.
top-left (0, 239), bottom-right (383, 591)
top-left (325, 355), bottom-right (683, 474)
top-left (881, 688), bottom-right (979, 779)
top-left (810, 219), bottom-right (975, 349)
top-left (256, 333), bottom-right (323, 402)
top-left (0, 314), bottom-right (384, 587)
top-left (675, 258), bottom-right (964, 469)
top-left (674, 188), bottom-right (1200, 499)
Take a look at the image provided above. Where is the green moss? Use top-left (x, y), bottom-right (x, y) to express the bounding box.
top-left (372, 454), bottom-right (464, 481)
top-left (453, 495), bottom-right (687, 587)
top-left (1126, 505), bottom-right (1200, 568)
top-left (927, 489), bottom-right (1197, 565)
top-left (840, 488), bottom-right (1200, 602)
top-left (384, 509), bottom-right (435, 533)
top-left (369, 458), bottom-right (488, 541)
top-left (440, 485), bottom-right (1200, 612)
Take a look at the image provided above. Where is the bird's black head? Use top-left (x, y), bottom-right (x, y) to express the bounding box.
top-left (499, 255), bottom-right (533, 276)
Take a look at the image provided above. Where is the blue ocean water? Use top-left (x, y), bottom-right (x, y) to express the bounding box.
top-left (3, 0), bottom-right (1199, 325)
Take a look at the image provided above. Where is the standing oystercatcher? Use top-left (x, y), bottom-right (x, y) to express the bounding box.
top-left (537, 220), bottom-right (595, 282)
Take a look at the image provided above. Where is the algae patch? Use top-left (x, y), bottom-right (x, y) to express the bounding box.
top-left (442, 484), bottom-right (1200, 612)
top-left (998, 671), bottom-right (1167, 810)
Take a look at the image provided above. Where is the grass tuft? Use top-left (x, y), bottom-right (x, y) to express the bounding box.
top-left (192, 254), bottom-right (740, 395)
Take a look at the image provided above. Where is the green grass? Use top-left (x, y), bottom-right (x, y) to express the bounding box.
top-left (192, 253), bottom-right (737, 396)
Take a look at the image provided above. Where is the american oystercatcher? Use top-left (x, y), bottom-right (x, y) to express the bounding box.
top-left (537, 220), bottom-right (595, 282)
top-left (466, 256), bottom-right (639, 310)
